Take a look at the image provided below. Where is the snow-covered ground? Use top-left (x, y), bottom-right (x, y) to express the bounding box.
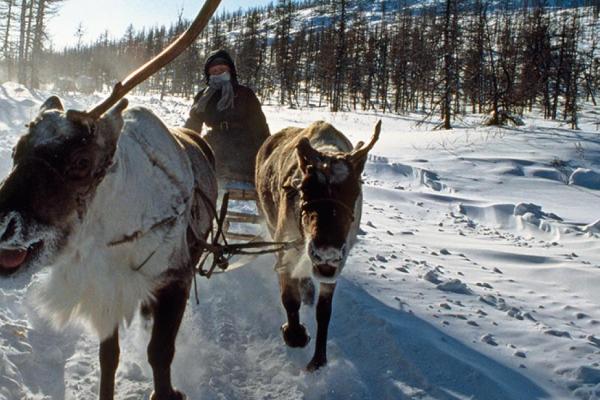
top-left (1, 82), bottom-right (599, 399)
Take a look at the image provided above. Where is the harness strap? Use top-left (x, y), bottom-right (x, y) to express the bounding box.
top-left (192, 186), bottom-right (302, 287)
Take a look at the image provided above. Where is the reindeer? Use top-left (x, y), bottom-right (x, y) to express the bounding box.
top-left (0, 1), bottom-right (221, 399)
top-left (255, 120), bottom-right (380, 371)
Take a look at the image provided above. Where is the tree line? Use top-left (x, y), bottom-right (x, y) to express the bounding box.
top-left (0, 0), bottom-right (64, 88)
top-left (1, 0), bottom-right (599, 129)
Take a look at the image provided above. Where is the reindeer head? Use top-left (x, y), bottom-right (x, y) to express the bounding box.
top-left (296, 121), bottom-right (381, 283)
top-left (0, 96), bottom-right (127, 276)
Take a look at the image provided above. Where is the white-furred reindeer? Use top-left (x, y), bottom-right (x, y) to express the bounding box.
top-left (0, 1), bottom-right (221, 399)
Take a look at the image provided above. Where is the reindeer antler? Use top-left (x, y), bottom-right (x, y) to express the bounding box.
top-left (70, 0), bottom-right (221, 122)
top-left (351, 120), bottom-right (381, 158)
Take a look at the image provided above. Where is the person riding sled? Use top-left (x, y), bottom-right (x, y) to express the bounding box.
top-left (184, 49), bottom-right (270, 185)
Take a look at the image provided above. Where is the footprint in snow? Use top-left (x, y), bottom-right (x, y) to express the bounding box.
top-left (436, 279), bottom-right (473, 295)
top-left (587, 335), bottom-right (600, 348)
top-left (375, 254), bottom-right (388, 263)
top-left (481, 333), bottom-right (498, 346)
top-left (423, 270), bottom-right (442, 284)
top-left (544, 329), bottom-right (572, 339)
top-left (479, 294), bottom-right (507, 309)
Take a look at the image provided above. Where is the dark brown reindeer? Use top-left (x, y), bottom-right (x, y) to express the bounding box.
top-left (256, 120), bottom-right (380, 371)
top-left (0, 1), bottom-right (221, 399)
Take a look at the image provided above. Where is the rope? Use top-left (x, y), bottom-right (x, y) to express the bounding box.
top-left (108, 182), bottom-right (304, 305)
top-left (191, 186), bottom-right (303, 303)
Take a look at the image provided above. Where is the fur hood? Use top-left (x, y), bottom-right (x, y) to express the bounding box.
top-left (204, 49), bottom-right (238, 84)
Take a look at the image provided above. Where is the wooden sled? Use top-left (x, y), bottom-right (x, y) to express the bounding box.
top-left (201, 181), bottom-right (267, 276)
top-left (195, 181), bottom-right (301, 279)
top-left (222, 186), bottom-right (263, 242)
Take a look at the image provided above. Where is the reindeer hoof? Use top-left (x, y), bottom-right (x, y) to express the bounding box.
top-left (281, 323), bottom-right (310, 348)
top-left (150, 389), bottom-right (187, 400)
top-left (306, 356), bottom-right (327, 372)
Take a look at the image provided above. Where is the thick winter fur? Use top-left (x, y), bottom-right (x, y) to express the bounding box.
top-left (256, 120), bottom-right (379, 371)
top-left (0, 97), bottom-right (217, 399)
top-left (36, 108), bottom-right (216, 339)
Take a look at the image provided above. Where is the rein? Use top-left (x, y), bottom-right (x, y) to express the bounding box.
top-left (194, 190), bottom-right (302, 276)
top-left (100, 174), bottom-right (299, 303)
top-left (190, 188), bottom-right (302, 302)
top-left (110, 184), bottom-right (302, 304)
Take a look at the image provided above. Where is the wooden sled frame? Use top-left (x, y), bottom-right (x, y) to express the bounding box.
top-left (223, 187), bottom-right (263, 242)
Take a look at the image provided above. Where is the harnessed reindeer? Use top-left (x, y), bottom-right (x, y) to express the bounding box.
top-left (0, 1), bottom-right (221, 399)
top-left (256, 120), bottom-right (380, 371)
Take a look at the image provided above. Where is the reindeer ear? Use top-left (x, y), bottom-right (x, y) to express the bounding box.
top-left (350, 120), bottom-right (381, 172)
top-left (39, 96), bottom-right (64, 113)
top-left (296, 137), bottom-right (321, 174)
top-left (105, 99), bottom-right (128, 126)
top-left (110, 98), bottom-right (129, 115)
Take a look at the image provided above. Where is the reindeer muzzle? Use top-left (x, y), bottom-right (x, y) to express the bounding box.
top-left (313, 264), bottom-right (338, 278)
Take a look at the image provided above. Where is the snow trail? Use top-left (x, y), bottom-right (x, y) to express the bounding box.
top-left (1, 84), bottom-right (600, 399)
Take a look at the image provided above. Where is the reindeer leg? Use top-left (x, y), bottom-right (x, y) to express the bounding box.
top-left (279, 270), bottom-right (310, 348)
top-left (306, 282), bottom-right (336, 371)
top-left (273, 195), bottom-right (310, 348)
top-left (99, 328), bottom-right (119, 400)
top-left (148, 279), bottom-right (190, 400)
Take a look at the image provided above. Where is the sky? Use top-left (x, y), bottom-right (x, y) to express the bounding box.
top-left (47, 0), bottom-right (273, 49)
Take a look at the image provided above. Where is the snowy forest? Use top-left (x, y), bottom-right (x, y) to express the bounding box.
top-left (1, 0), bottom-right (600, 129)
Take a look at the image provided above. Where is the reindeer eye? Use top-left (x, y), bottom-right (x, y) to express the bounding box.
top-left (66, 153), bottom-right (93, 179)
top-left (76, 157), bottom-right (90, 170)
